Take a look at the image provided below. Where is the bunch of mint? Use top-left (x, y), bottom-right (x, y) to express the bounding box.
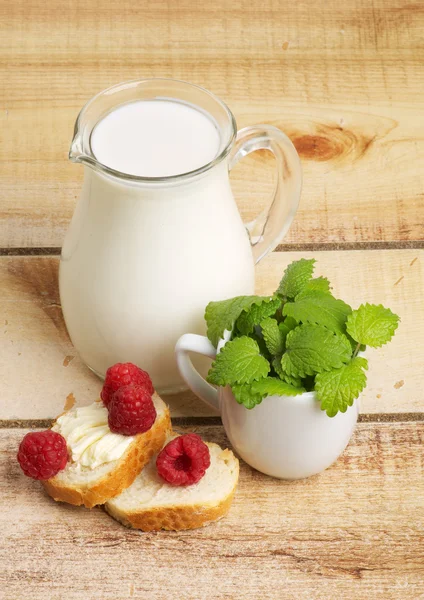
top-left (205, 259), bottom-right (399, 417)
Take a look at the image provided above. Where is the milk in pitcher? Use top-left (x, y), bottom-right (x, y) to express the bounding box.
top-left (60, 98), bottom-right (255, 391)
top-left (91, 99), bottom-right (221, 177)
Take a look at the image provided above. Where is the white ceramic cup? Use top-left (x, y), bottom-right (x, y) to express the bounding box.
top-left (175, 333), bottom-right (359, 479)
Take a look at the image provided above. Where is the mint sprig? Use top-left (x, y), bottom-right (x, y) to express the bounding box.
top-left (231, 383), bottom-right (262, 409)
top-left (261, 318), bottom-right (286, 356)
top-left (232, 377), bottom-right (304, 409)
top-left (236, 296), bottom-right (282, 335)
top-left (316, 357), bottom-right (368, 417)
top-left (283, 290), bottom-right (352, 334)
top-left (205, 295), bottom-right (265, 347)
top-left (297, 276), bottom-right (331, 296)
top-left (347, 303), bottom-right (399, 348)
top-left (207, 337), bottom-right (270, 386)
top-left (282, 323), bottom-right (352, 378)
top-left (205, 259), bottom-right (399, 416)
top-left (277, 258), bottom-right (315, 299)
top-left (271, 356), bottom-right (303, 387)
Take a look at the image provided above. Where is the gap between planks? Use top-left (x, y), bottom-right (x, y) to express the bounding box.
top-left (1, 240), bottom-right (424, 256)
top-left (1, 413), bottom-right (424, 430)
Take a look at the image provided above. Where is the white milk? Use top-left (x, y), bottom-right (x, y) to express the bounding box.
top-left (91, 99), bottom-right (221, 177)
top-left (60, 99), bottom-right (255, 392)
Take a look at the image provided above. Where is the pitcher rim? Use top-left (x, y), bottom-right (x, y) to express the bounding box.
top-left (70, 78), bottom-right (238, 184)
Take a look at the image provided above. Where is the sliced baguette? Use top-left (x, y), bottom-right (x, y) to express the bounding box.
top-left (42, 393), bottom-right (171, 508)
top-left (105, 434), bottom-right (239, 531)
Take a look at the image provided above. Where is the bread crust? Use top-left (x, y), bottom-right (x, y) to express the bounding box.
top-left (42, 403), bottom-right (171, 509)
top-left (105, 455), bottom-right (239, 531)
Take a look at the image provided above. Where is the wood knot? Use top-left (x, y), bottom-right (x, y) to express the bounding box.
top-left (287, 123), bottom-right (377, 164)
top-left (292, 134), bottom-right (342, 162)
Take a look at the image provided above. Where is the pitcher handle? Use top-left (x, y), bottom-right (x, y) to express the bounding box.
top-left (175, 334), bottom-right (220, 413)
top-left (229, 125), bottom-right (302, 265)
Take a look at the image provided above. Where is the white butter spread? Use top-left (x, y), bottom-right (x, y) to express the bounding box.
top-left (52, 402), bottom-right (134, 469)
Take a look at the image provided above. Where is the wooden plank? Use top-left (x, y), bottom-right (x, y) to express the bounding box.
top-left (1, 423), bottom-right (423, 600)
top-left (1, 0), bottom-right (424, 247)
top-left (0, 249), bottom-right (422, 420)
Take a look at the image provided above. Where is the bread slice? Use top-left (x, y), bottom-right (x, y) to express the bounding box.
top-left (105, 434), bottom-right (239, 531)
top-left (42, 394), bottom-right (171, 508)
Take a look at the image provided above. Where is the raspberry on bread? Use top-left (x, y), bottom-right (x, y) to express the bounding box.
top-left (105, 433), bottom-right (239, 531)
top-left (156, 433), bottom-right (211, 486)
top-left (42, 393), bottom-right (171, 508)
top-left (101, 363), bottom-right (154, 407)
top-left (108, 385), bottom-right (157, 435)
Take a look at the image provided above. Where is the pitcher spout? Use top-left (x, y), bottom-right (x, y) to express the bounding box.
top-left (68, 108), bottom-right (89, 164)
top-left (69, 127), bottom-right (99, 171)
top-left (68, 99), bottom-right (99, 168)
top-left (69, 135), bottom-right (84, 163)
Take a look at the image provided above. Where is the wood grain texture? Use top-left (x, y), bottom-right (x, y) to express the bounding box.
top-left (1, 0), bottom-right (423, 248)
top-left (1, 423), bottom-right (423, 600)
top-left (0, 249), bottom-right (422, 419)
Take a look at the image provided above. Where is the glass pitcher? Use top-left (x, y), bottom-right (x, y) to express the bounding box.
top-left (60, 79), bottom-right (302, 393)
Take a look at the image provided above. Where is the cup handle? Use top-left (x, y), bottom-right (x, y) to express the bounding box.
top-left (175, 334), bottom-right (220, 413)
top-left (229, 125), bottom-right (302, 264)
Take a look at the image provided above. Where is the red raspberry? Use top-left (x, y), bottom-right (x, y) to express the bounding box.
top-left (17, 430), bottom-right (68, 480)
top-left (108, 385), bottom-right (156, 436)
top-left (156, 434), bottom-right (211, 486)
top-left (101, 363), bottom-right (154, 407)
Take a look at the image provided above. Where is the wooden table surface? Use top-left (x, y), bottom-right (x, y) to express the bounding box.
top-left (1, 1), bottom-right (423, 598)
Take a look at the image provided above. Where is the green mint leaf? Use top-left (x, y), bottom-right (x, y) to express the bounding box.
top-left (351, 356), bottom-right (368, 369)
top-left (205, 296), bottom-right (265, 347)
top-left (283, 316), bottom-right (298, 331)
top-left (346, 303), bottom-right (400, 348)
top-left (247, 331), bottom-right (269, 359)
top-left (261, 318), bottom-right (285, 356)
top-left (231, 382), bottom-right (263, 409)
top-left (276, 258), bottom-right (315, 299)
top-left (272, 357), bottom-right (285, 378)
top-left (207, 337), bottom-right (270, 386)
top-left (284, 373), bottom-right (303, 387)
top-left (315, 357), bottom-right (368, 417)
top-left (278, 321), bottom-right (291, 339)
top-left (283, 290), bottom-right (352, 335)
top-left (281, 323), bottom-right (352, 378)
top-left (269, 328), bottom-right (303, 386)
top-left (296, 276), bottom-right (331, 297)
top-left (272, 358), bottom-right (302, 387)
top-left (252, 377), bottom-right (305, 398)
top-left (236, 295), bottom-right (282, 335)
top-left (232, 376), bottom-right (305, 410)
